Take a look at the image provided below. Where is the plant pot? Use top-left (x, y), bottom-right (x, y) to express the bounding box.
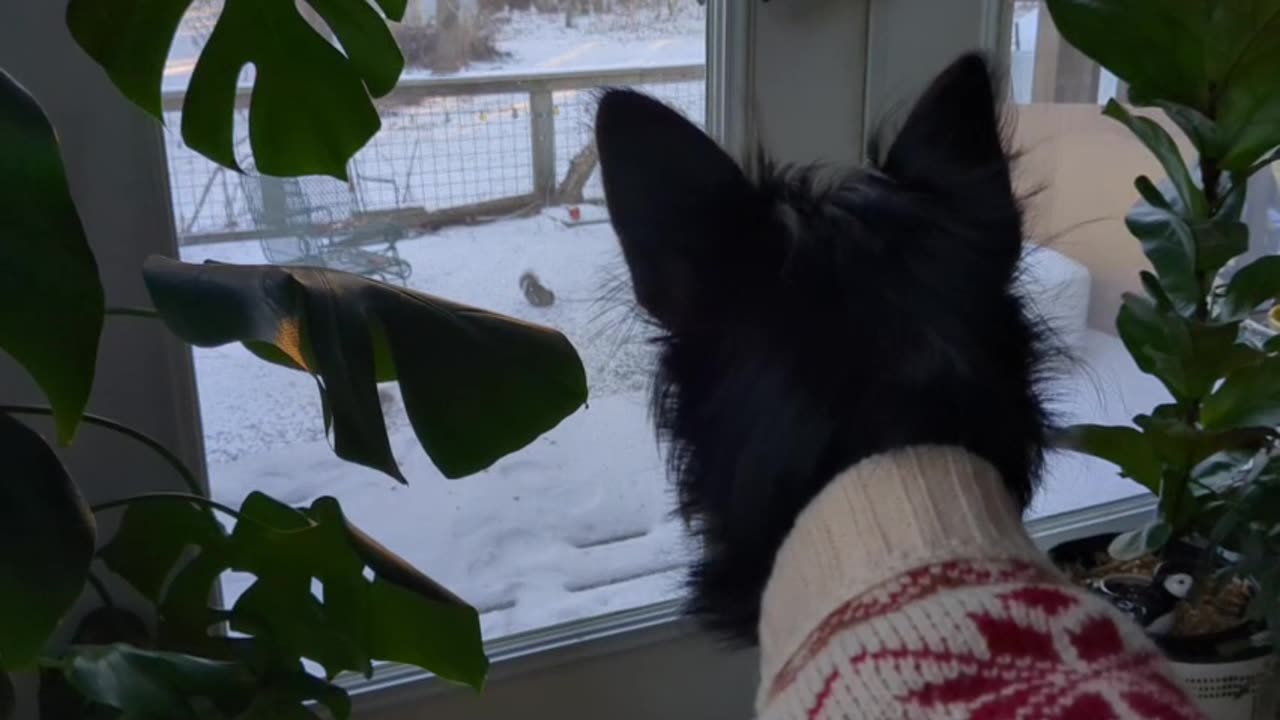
top-left (1049, 533), bottom-right (1279, 719)
top-left (1168, 655), bottom-right (1280, 720)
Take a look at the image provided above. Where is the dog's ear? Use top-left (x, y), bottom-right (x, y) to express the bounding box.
top-left (878, 52), bottom-right (1022, 274)
top-left (595, 90), bottom-right (758, 330)
top-left (881, 52), bottom-right (1009, 186)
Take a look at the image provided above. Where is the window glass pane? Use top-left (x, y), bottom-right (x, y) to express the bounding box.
top-left (1005, 2), bottom-right (1280, 518)
top-left (163, 1), bottom-right (707, 641)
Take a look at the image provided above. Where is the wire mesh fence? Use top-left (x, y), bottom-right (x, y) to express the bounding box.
top-left (163, 65), bottom-right (705, 243)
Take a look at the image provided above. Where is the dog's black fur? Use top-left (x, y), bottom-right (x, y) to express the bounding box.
top-left (594, 53), bottom-right (1055, 644)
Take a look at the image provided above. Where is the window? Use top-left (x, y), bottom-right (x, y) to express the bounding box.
top-left (999, 1), bottom-right (1279, 523)
top-left (6, 0), bottom-right (1209, 716)
top-left (163, 0), bottom-right (710, 643)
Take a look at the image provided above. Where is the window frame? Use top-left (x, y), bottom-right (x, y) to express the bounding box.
top-left (0, 0), bottom-right (1160, 716)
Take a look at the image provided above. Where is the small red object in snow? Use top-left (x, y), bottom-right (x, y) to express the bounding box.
top-left (568, 207), bottom-right (582, 222)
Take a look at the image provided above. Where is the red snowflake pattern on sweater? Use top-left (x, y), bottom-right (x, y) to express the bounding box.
top-left (762, 560), bottom-right (1205, 720)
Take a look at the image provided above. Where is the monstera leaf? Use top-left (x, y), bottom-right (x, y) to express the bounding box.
top-left (0, 70), bottom-right (103, 443)
top-left (62, 645), bottom-right (258, 718)
top-left (1046, 0), bottom-right (1280, 171)
top-left (0, 413), bottom-right (96, 669)
top-left (66, 0), bottom-right (407, 178)
top-left (143, 256), bottom-right (588, 481)
top-left (99, 492), bottom-right (487, 696)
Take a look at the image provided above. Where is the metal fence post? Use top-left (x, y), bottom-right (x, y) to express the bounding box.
top-left (530, 85), bottom-right (556, 205)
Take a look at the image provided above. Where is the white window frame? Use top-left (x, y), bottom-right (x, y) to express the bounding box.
top-left (1, 0), bottom-right (1157, 717)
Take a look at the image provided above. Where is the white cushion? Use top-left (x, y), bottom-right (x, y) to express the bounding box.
top-left (1016, 245), bottom-right (1092, 350)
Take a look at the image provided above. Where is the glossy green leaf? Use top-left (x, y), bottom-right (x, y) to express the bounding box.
top-left (100, 498), bottom-right (224, 605)
top-left (0, 70), bottom-right (103, 443)
top-left (1138, 270), bottom-right (1175, 312)
top-left (38, 607), bottom-right (151, 719)
top-left (1105, 101), bottom-right (1206, 217)
top-left (1116, 293), bottom-right (1195, 398)
top-left (1108, 520), bottom-right (1172, 561)
top-left (231, 577), bottom-right (370, 679)
top-left (1057, 424), bottom-right (1161, 493)
top-left (1203, 356), bottom-right (1280, 430)
top-left (1194, 449), bottom-right (1267, 494)
top-left (63, 644), bottom-right (255, 718)
top-left (1125, 200), bottom-right (1201, 316)
top-left (0, 413), bottom-right (95, 669)
top-left (1216, 255), bottom-right (1280, 321)
top-left (226, 493), bottom-right (486, 687)
top-left (1210, 462), bottom-right (1280, 546)
top-left (1193, 218), bottom-right (1248, 279)
top-left (1045, 0), bottom-right (1280, 171)
top-left (1116, 293), bottom-right (1256, 400)
top-left (68, 0), bottom-right (406, 178)
top-left (363, 576), bottom-right (487, 689)
top-left (1243, 147), bottom-right (1280, 180)
top-left (1149, 99), bottom-right (1225, 160)
top-left (143, 257), bottom-right (588, 481)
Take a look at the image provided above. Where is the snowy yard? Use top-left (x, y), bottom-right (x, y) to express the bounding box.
top-left (179, 210), bottom-right (1161, 640)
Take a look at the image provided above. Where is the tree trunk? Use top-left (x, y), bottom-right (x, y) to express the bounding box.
top-left (433, 0), bottom-right (464, 73)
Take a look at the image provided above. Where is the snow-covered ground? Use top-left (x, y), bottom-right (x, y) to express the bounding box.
top-left (179, 210), bottom-right (1161, 640)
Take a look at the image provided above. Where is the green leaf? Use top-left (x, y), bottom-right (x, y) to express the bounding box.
top-left (67, 0), bottom-right (407, 178)
top-left (1139, 270), bottom-right (1175, 311)
top-left (1204, 356), bottom-right (1280, 430)
top-left (1194, 219), bottom-right (1248, 280)
top-left (1116, 293), bottom-right (1256, 400)
top-left (63, 644), bottom-right (256, 718)
top-left (1194, 448), bottom-right (1266, 494)
top-left (1125, 200), bottom-right (1201, 316)
top-left (0, 413), bottom-right (96, 669)
top-left (1045, 0), bottom-right (1280, 172)
top-left (1105, 101), bottom-right (1206, 217)
top-left (364, 577), bottom-right (487, 690)
top-left (231, 577), bottom-right (370, 680)
top-left (1116, 293), bottom-right (1195, 398)
top-left (1149, 100), bottom-right (1225, 159)
top-left (225, 494), bottom-right (486, 685)
top-left (1217, 255), bottom-right (1280, 321)
top-left (100, 498), bottom-right (224, 605)
top-left (1056, 424), bottom-right (1161, 493)
top-left (1108, 520), bottom-right (1172, 561)
top-left (143, 257), bottom-right (588, 481)
top-left (0, 70), bottom-right (103, 443)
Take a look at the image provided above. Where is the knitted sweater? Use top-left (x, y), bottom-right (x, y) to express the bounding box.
top-left (756, 446), bottom-right (1205, 720)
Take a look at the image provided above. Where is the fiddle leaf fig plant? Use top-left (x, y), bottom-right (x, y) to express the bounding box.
top-left (0, 49), bottom-right (586, 720)
top-left (1048, 0), bottom-right (1280, 654)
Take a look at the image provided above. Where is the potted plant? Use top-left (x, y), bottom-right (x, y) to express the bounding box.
top-left (1044, 1), bottom-right (1280, 715)
top-left (0, 0), bottom-right (588, 712)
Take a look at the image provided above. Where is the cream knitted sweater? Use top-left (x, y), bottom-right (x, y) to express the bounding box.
top-left (755, 446), bottom-right (1204, 720)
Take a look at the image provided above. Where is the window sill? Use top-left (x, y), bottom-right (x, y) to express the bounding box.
top-left (345, 490), bottom-right (1155, 715)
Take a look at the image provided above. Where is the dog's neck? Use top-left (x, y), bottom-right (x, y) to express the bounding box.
top-left (757, 445), bottom-right (1047, 690)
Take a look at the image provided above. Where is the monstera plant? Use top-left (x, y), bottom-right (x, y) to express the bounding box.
top-left (0, 0), bottom-right (588, 714)
top-left (1045, 0), bottom-right (1280, 698)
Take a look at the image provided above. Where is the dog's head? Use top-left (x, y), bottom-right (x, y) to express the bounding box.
top-left (595, 53), bottom-right (1053, 644)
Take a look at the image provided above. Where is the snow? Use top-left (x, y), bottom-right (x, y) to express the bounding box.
top-left (180, 213), bottom-right (1159, 641)
top-left (408, 8), bottom-right (706, 77)
top-left (162, 5), bottom-right (706, 93)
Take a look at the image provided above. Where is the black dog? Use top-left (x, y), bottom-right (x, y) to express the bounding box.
top-left (594, 53), bottom-right (1056, 645)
